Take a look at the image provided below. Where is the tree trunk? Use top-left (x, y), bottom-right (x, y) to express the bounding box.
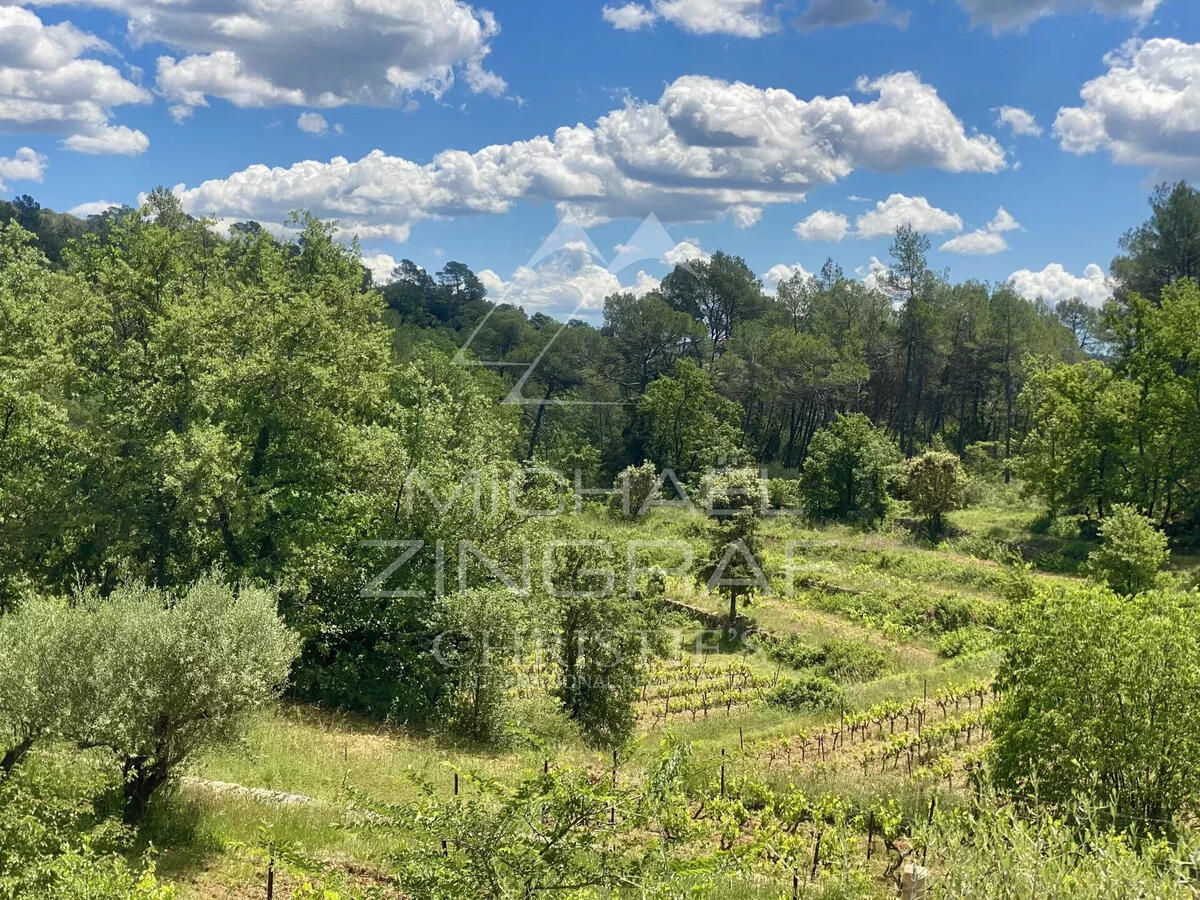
top-left (122, 756), bottom-right (172, 824)
top-left (0, 736), bottom-right (34, 782)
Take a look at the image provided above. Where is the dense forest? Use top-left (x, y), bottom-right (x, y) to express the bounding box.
top-left (1, 182), bottom-right (1200, 898)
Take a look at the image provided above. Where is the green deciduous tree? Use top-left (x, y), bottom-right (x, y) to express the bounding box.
top-left (800, 413), bottom-right (901, 526)
top-left (635, 360), bottom-right (742, 481)
top-left (1084, 504), bottom-right (1169, 596)
top-left (991, 584), bottom-right (1200, 827)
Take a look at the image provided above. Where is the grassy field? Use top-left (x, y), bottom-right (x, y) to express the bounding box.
top-left (142, 486), bottom-right (1186, 898)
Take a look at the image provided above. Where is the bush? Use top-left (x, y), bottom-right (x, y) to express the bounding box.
top-left (0, 761), bottom-right (174, 899)
top-left (800, 413), bottom-right (901, 526)
top-left (991, 584), bottom-right (1200, 825)
top-left (764, 675), bottom-right (842, 712)
top-left (817, 638), bottom-right (889, 682)
top-left (1084, 504), bottom-right (1169, 596)
top-left (611, 461), bottom-right (659, 518)
top-left (430, 588), bottom-right (522, 745)
top-left (905, 450), bottom-right (968, 536)
top-left (767, 477), bottom-right (801, 511)
top-left (1047, 514), bottom-right (1085, 540)
top-left (936, 626), bottom-right (993, 659)
top-left (767, 635), bottom-right (888, 683)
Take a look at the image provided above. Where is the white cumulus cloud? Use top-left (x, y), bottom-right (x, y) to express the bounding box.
top-left (0, 6), bottom-right (150, 155)
top-left (993, 105), bottom-right (1043, 136)
top-left (794, 210), bottom-right (849, 242)
top-left (1008, 262), bottom-right (1112, 307)
top-left (0, 146), bottom-right (46, 189)
top-left (855, 194), bottom-right (963, 239)
top-left (1055, 38), bottom-right (1200, 177)
top-left (763, 262), bottom-right (814, 293)
top-left (70, 0), bottom-right (508, 120)
top-left (297, 112), bottom-right (328, 134)
top-left (171, 72), bottom-right (1004, 241)
top-left (940, 206), bottom-right (1022, 255)
top-left (360, 251), bottom-right (400, 285)
top-left (856, 256), bottom-right (890, 293)
top-left (479, 242), bottom-right (657, 320)
top-left (602, 3), bottom-right (659, 29)
top-left (601, 0), bottom-right (780, 37)
top-left (66, 199), bottom-right (120, 217)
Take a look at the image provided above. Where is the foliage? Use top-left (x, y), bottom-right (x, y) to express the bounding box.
top-left (800, 413), bottom-right (902, 525)
top-left (764, 674), bottom-right (842, 712)
top-left (905, 450), bottom-right (968, 535)
top-left (547, 539), bottom-right (652, 748)
top-left (928, 803), bottom-right (1198, 899)
top-left (1111, 182), bottom-right (1200, 305)
top-left (610, 460), bottom-right (659, 519)
top-left (766, 635), bottom-right (889, 682)
top-left (71, 579), bottom-right (297, 821)
top-left (1020, 279), bottom-right (1200, 527)
top-left (367, 763), bottom-right (675, 899)
top-left (991, 583), bottom-right (1200, 826)
top-left (0, 758), bottom-right (174, 900)
top-left (635, 360), bottom-right (743, 480)
top-left (430, 588), bottom-right (523, 744)
top-left (0, 597), bottom-right (78, 779)
top-left (1084, 503), bottom-right (1170, 595)
top-left (700, 503), bottom-right (766, 624)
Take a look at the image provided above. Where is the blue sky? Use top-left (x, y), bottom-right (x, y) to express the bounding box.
top-left (2, 0), bottom-right (1197, 317)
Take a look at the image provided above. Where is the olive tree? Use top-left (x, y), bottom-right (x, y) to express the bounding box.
top-left (905, 450), bottom-right (968, 536)
top-left (0, 597), bottom-right (77, 779)
top-left (1084, 504), bottom-right (1170, 596)
top-left (991, 584), bottom-right (1200, 826)
top-left (72, 579), bottom-right (299, 821)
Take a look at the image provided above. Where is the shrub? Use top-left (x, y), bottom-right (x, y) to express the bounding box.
top-left (0, 762), bottom-right (174, 899)
top-left (768, 636), bottom-right (888, 683)
top-left (936, 626), bottom-right (993, 659)
top-left (800, 413), bottom-right (901, 526)
top-left (1047, 514), bottom-right (1085, 540)
top-left (767, 477), bottom-right (801, 511)
top-left (764, 675), bottom-right (842, 712)
top-left (817, 638), bottom-right (889, 682)
top-left (430, 588), bottom-right (522, 745)
top-left (1084, 504), bottom-right (1169, 596)
top-left (991, 584), bottom-right (1200, 825)
top-left (905, 450), bottom-right (968, 536)
top-left (611, 461), bottom-right (659, 518)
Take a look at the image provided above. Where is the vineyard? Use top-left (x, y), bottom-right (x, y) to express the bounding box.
top-left (46, 494), bottom-right (1180, 900)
